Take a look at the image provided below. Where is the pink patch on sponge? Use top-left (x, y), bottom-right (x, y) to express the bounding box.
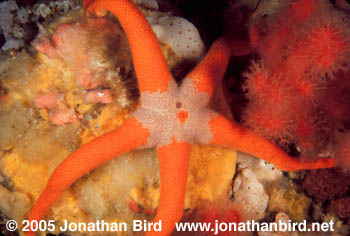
top-left (35, 90), bottom-right (77, 125)
top-left (49, 107), bottom-right (77, 125)
top-left (33, 18), bottom-right (121, 125)
top-left (83, 89), bottom-right (112, 104)
top-left (34, 20), bottom-right (111, 90)
top-left (52, 24), bottom-right (90, 69)
top-left (35, 38), bottom-right (59, 59)
top-left (76, 67), bottom-right (99, 89)
top-left (34, 90), bottom-right (62, 108)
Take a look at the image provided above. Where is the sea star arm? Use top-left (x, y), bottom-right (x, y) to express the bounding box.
top-left (186, 37), bottom-right (252, 100)
top-left (185, 36), bottom-right (335, 171)
top-left (26, 117), bottom-right (150, 236)
top-left (186, 37), bottom-right (232, 98)
top-left (149, 140), bottom-right (191, 236)
top-left (208, 114), bottom-right (336, 171)
top-left (85, 0), bottom-right (172, 93)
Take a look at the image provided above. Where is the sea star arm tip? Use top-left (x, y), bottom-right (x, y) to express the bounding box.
top-left (26, 117), bottom-right (150, 236)
top-left (85, 0), bottom-right (172, 93)
top-left (208, 114), bottom-right (336, 171)
top-left (147, 140), bottom-right (191, 236)
top-left (185, 36), bottom-right (253, 99)
top-left (186, 37), bottom-right (232, 99)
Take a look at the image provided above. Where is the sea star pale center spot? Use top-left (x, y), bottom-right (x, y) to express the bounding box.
top-left (132, 79), bottom-right (215, 148)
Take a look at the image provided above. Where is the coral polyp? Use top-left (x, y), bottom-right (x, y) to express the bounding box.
top-left (291, 11), bottom-right (350, 78)
top-left (244, 0), bottom-right (350, 161)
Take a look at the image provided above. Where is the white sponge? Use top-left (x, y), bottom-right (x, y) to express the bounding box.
top-left (136, 0), bottom-right (159, 10)
top-left (147, 12), bottom-right (205, 61)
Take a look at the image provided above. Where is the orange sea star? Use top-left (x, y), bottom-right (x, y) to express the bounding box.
top-left (26, 0), bottom-right (335, 235)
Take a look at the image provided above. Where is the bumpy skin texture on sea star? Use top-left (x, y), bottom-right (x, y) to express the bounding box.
top-left (26, 0), bottom-right (335, 235)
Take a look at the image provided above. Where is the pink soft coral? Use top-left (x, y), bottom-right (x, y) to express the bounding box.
top-left (244, 0), bottom-right (350, 163)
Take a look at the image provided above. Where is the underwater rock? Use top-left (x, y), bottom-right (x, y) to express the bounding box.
top-left (0, 1), bottom-right (25, 51)
top-left (258, 212), bottom-right (298, 236)
top-left (258, 212), bottom-right (341, 236)
top-left (268, 184), bottom-right (312, 222)
top-left (237, 152), bottom-right (283, 184)
top-left (232, 167), bottom-right (268, 221)
top-left (0, 0), bottom-right (81, 52)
